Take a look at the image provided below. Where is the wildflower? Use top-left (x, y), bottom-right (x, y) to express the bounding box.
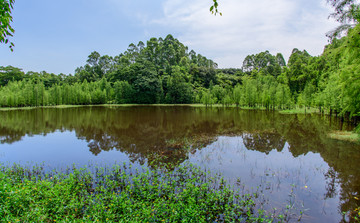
top-left (304, 186), bottom-right (308, 188)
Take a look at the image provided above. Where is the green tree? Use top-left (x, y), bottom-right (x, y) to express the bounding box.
top-left (210, 85), bottom-right (226, 104)
top-left (242, 51), bottom-right (283, 77)
top-left (275, 84), bottom-right (292, 109)
top-left (241, 76), bottom-right (258, 107)
top-left (165, 67), bottom-right (193, 104)
top-left (114, 81), bottom-right (135, 104)
top-left (223, 94), bottom-right (232, 107)
top-left (285, 48), bottom-right (313, 95)
top-left (0, 66), bottom-right (24, 86)
top-left (132, 64), bottom-right (162, 104)
top-left (201, 90), bottom-right (214, 107)
top-left (233, 84), bottom-right (242, 107)
top-left (301, 82), bottom-right (316, 112)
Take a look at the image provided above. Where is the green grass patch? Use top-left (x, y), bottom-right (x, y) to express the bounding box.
top-left (279, 107), bottom-right (320, 115)
top-left (0, 104), bottom-right (227, 111)
top-left (0, 104), bottom-right (330, 117)
top-left (328, 130), bottom-right (360, 143)
top-left (0, 105), bottom-right (90, 111)
top-left (0, 103), bottom-right (323, 113)
top-left (0, 163), bottom-right (291, 222)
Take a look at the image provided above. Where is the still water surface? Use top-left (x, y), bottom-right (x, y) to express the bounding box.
top-left (0, 106), bottom-right (359, 222)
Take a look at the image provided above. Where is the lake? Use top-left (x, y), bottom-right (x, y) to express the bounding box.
top-left (0, 106), bottom-right (359, 222)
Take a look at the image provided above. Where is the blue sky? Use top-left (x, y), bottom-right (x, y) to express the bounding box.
top-left (0, 0), bottom-right (338, 74)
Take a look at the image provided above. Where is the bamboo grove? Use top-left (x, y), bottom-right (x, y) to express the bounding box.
top-left (0, 25), bottom-right (359, 123)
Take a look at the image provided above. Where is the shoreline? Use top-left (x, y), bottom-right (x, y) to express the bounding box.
top-left (0, 103), bottom-right (323, 113)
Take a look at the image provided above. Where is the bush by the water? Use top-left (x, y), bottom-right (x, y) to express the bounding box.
top-left (0, 163), bottom-right (287, 222)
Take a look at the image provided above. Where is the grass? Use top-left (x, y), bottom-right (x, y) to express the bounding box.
top-left (328, 130), bottom-right (360, 143)
top-left (0, 103), bottom-right (330, 114)
top-left (278, 107), bottom-right (321, 115)
top-left (0, 104), bottom-right (88, 111)
top-left (0, 163), bottom-right (290, 222)
top-left (0, 104), bottom-right (218, 111)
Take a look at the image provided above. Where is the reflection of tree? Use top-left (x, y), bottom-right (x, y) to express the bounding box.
top-left (73, 112), bottom-right (221, 166)
top-left (282, 115), bottom-right (328, 157)
top-left (324, 167), bottom-right (338, 199)
top-left (88, 142), bottom-right (102, 156)
top-left (0, 106), bottom-right (359, 216)
top-left (320, 140), bottom-right (360, 219)
top-left (0, 127), bottom-right (25, 144)
top-left (242, 132), bottom-right (285, 154)
top-left (0, 107), bottom-right (283, 166)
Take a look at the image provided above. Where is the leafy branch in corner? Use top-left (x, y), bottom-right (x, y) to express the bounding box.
top-left (326, 0), bottom-right (360, 40)
top-left (0, 0), bottom-right (15, 51)
top-left (210, 0), bottom-right (222, 16)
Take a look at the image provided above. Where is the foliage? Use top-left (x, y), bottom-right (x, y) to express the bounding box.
top-left (165, 66), bottom-right (193, 104)
top-left (0, 0), bottom-right (15, 51)
top-left (0, 66), bottom-right (23, 85)
top-left (210, 0), bottom-right (221, 16)
top-left (242, 50), bottom-right (284, 77)
top-left (0, 163), bottom-right (282, 222)
top-left (318, 24), bottom-right (360, 117)
top-left (355, 207), bottom-right (360, 223)
top-left (327, 0), bottom-right (360, 23)
top-left (326, 0), bottom-right (360, 39)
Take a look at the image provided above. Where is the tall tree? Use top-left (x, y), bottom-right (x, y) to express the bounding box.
top-left (242, 51), bottom-right (283, 77)
top-left (286, 48), bottom-right (313, 94)
top-left (0, 66), bottom-right (24, 86)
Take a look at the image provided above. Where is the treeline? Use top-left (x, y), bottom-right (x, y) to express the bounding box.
top-left (0, 35), bottom-right (218, 105)
top-left (0, 71), bottom-right (293, 109)
top-left (0, 28), bottom-right (360, 121)
top-left (0, 34), bottom-right (289, 108)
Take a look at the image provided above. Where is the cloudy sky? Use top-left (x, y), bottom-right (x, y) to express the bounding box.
top-left (0, 0), bottom-right (338, 74)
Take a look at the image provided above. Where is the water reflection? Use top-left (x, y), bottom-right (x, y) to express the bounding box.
top-left (242, 132), bottom-right (285, 154)
top-left (0, 106), bottom-right (359, 222)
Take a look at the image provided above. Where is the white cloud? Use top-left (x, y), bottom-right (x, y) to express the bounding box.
top-left (151, 0), bottom-right (338, 67)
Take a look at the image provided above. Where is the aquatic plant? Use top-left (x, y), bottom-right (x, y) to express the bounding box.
top-left (0, 163), bottom-right (288, 222)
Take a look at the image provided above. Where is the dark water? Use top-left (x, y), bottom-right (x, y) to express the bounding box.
top-left (0, 106), bottom-right (359, 222)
